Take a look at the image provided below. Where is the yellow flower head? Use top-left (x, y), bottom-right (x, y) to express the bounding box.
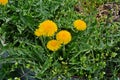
top-left (34, 28), bottom-right (44, 37)
top-left (73, 19), bottom-right (87, 31)
top-left (56, 30), bottom-right (72, 45)
top-left (0, 0), bottom-right (8, 5)
top-left (47, 40), bottom-right (61, 51)
top-left (38, 20), bottom-right (58, 37)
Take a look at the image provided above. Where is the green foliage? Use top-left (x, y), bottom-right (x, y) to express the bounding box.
top-left (0, 0), bottom-right (120, 80)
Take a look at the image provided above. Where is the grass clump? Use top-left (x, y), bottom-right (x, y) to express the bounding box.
top-left (0, 0), bottom-right (120, 80)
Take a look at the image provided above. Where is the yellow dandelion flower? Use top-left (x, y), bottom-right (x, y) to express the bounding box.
top-left (38, 20), bottom-right (58, 37)
top-left (73, 19), bottom-right (87, 31)
top-left (56, 30), bottom-right (72, 45)
top-left (47, 40), bottom-right (61, 51)
top-left (0, 0), bottom-right (8, 5)
top-left (34, 28), bottom-right (43, 37)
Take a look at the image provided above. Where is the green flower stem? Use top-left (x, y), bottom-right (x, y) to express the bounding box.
top-left (62, 45), bottom-right (66, 59)
top-left (40, 37), bottom-right (49, 54)
top-left (52, 51), bottom-right (56, 61)
top-left (2, 5), bottom-right (6, 17)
